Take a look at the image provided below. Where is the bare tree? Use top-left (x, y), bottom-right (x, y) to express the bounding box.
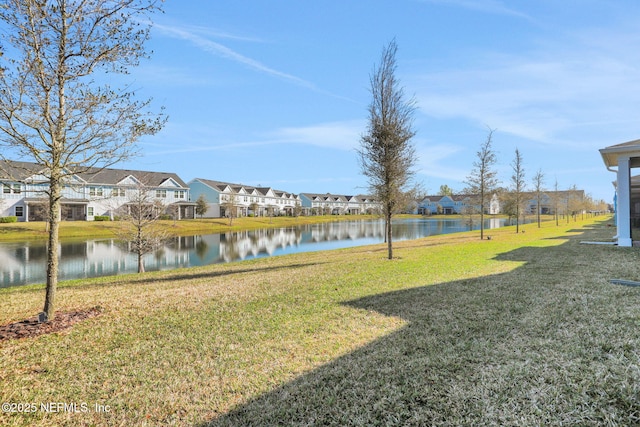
top-left (553, 178), bottom-right (560, 226)
top-left (358, 40), bottom-right (418, 260)
top-left (532, 169), bottom-right (545, 228)
top-left (510, 148), bottom-right (526, 233)
top-left (221, 191), bottom-right (239, 226)
top-left (115, 183), bottom-right (169, 274)
top-left (0, 0), bottom-right (165, 321)
top-left (465, 128), bottom-right (499, 240)
top-left (566, 184), bottom-right (583, 221)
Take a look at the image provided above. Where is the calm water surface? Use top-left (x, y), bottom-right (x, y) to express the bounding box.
top-left (0, 218), bottom-right (509, 288)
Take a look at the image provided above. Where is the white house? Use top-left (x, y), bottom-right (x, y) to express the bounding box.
top-left (0, 160), bottom-right (195, 221)
top-left (188, 178), bottom-right (301, 218)
top-left (299, 193), bottom-right (382, 215)
top-left (600, 139), bottom-right (640, 246)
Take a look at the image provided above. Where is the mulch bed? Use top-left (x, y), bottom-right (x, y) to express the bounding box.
top-left (0, 306), bottom-right (103, 342)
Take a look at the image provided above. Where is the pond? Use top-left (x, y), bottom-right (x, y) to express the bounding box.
top-left (0, 217), bottom-right (510, 288)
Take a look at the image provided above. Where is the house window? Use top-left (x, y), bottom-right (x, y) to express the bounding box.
top-left (174, 190), bottom-right (185, 199)
top-left (88, 207), bottom-right (94, 216)
top-left (156, 189), bottom-right (167, 198)
top-left (89, 187), bottom-right (103, 197)
top-left (15, 206), bottom-right (23, 217)
top-left (2, 184), bottom-right (10, 194)
top-left (12, 184), bottom-right (20, 194)
top-left (111, 188), bottom-right (125, 197)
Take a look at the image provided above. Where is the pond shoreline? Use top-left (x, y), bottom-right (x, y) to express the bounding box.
top-left (1, 216), bottom-right (526, 288)
top-left (0, 213), bottom-right (535, 242)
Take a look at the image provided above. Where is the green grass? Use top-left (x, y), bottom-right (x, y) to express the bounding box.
top-left (2, 214), bottom-right (638, 426)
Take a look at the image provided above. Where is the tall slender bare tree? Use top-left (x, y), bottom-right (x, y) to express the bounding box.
top-left (465, 128), bottom-right (499, 240)
top-left (532, 169), bottom-right (545, 228)
top-left (0, 0), bottom-right (165, 321)
top-left (358, 40), bottom-right (418, 260)
top-left (510, 148), bottom-right (526, 233)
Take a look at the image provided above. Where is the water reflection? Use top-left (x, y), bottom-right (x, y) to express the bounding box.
top-left (0, 218), bottom-right (507, 288)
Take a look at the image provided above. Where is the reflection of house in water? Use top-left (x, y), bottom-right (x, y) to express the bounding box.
top-left (219, 228), bottom-right (303, 262)
top-left (300, 221), bottom-right (383, 243)
top-left (1, 219), bottom-right (514, 288)
top-left (1, 238), bottom-right (195, 287)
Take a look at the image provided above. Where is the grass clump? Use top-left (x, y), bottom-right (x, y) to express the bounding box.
top-left (2, 215), bottom-right (639, 426)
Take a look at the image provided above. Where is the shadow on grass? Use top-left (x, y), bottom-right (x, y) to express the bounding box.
top-left (77, 262), bottom-right (330, 289)
top-left (202, 222), bottom-right (640, 426)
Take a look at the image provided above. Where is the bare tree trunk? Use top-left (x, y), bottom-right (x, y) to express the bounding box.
top-left (43, 179), bottom-right (61, 321)
top-left (479, 188), bottom-right (485, 240)
top-left (138, 253), bottom-right (145, 273)
top-left (386, 207), bottom-right (393, 259)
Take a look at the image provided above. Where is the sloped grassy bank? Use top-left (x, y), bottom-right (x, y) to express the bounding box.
top-left (2, 215), bottom-right (639, 426)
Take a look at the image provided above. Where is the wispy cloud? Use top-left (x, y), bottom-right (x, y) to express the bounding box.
top-left (143, 120), bottom-right (366, 156)
top-left (411, 26), bottom-right (640, 149)
top-left (153, 22), bottom-right (319, 91)
top-left (269, 120), bottom-right (366, 151)
top-left (415, 142), bottom-right (469, 182)
top-left (419, 0), bottom-right (532, 21)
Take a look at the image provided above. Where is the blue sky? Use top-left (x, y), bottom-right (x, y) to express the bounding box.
top-left (117, 0), bottom-right (640, 202)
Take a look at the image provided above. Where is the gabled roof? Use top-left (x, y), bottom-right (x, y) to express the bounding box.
top-left (0, 160), bottom-right (188, 188)
top-left (193, 178), bottom-right (296, 199)
top-left (301, 192), bottom-right (377, 203)
top-left (600, 139), bottom-right (640, 168)
top-left (76, 166), bottom-right (188, 188)
top-left (0, 160), bottom-right (47, 181)
top-left (421, 194), bottom-right (474, 203)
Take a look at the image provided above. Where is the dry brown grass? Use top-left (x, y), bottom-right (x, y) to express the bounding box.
top-left (3, 215), bottom-right (638, 426)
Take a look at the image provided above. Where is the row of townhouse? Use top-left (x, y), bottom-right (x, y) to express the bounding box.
top-left (299, 193), bottom-right (381, 215)
top-left (418, 190), bottom-right (586, 216)
top-left (188, 178), bottom-right (302, 218)
top-left (0, 160), bottom-right (196, 222)
top-left (418, 194), bottom-right (504, 215)
top-left (187, 179), bottom-right (383, 218)
top-left (0, 160), bottom-right (382, 221)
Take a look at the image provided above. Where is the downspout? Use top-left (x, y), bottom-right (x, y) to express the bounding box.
top-left (606, 165), bottom-right (618, 239)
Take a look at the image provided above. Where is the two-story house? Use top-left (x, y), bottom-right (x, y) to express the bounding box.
top-left (0, 160), bottom-right (195, 221)
top-left (188, 178), bottom-right (301, 218)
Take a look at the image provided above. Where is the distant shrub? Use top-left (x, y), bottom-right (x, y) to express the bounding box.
top-left (159, 214), bottom-right (172, 220)
top-left (0, 216), bottom-right (18, 223)
top-left (94, 216), bottom-right (111, 221)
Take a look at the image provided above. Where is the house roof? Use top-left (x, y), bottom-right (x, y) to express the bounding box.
top-left (300, 192), bottom-right (376, 202)
top-left (78, 168), bottom-right (187, 188)
top-left (194, 178), bottom-right (297, 198)
top-left (600, 139), bottom-right (640, 168)
top-left (0, 160), bottom-right (188, 188)
top-left (0, 160), bottom-right (45, 181)
top-left (421, 194), bottom-right (474, 203)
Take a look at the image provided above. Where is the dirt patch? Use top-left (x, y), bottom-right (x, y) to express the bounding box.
top-left (0, 306), bottom-right (102, 342)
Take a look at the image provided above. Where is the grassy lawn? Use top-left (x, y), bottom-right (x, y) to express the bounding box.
top-left (2, 214), bottom-right (638, 426)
